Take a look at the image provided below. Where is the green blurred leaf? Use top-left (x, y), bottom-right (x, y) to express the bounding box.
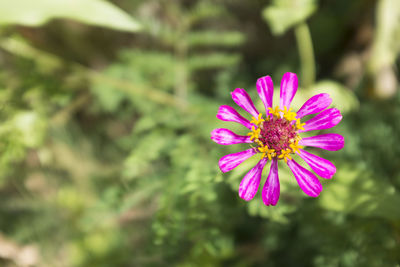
top-left (289, 80), bottom-right (359, 114)
top-left (12, 111), bottom-right (47, 147)
top-left (319, 164), bottom-right (400, 220)
top-left (262, 0), bottom-right (317, 36)
top-left (187, 31), bottom-right (245, 47)
top-left (0, 0), bottom-right (141, 32)
top-left (188, 53), bottom-right (240, 70)
top-left (308, 80), bottom-right (359, 114)
top-left (188, 1), bottom-right (226, 24)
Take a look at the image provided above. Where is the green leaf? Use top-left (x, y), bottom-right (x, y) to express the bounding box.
top-left (188, 53), bottom-right (241, 70)
top-left (308, 80), bottom-right (359, 114)
top-left (187, 31), bottom-right (245, 47)
top-left (288, 80), bottom-right (359, 114)
top-left (262, 0), bottom-right (317, 36)
top-left (319, 164), bottom-right (400, 221)
top-left (0, 0), bottom-right (141, 32)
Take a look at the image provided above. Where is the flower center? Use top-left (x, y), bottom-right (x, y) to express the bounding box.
top-left (259, 117), bottom-right (297, 154)
top-left (247, 106), bottom-right (305, 162)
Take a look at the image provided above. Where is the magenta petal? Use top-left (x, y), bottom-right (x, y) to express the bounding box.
top-left (219, 148), bottom-right (256, 173)
top-left (299, 108), bottom-right (342, 133)
top-left (211, 128), bottom-right (252, 145)
top-left (296, 93), bottom-right (332, 119)
top-left (287, 159), bottom-right (322, 197)
top-left (262, 159), bottom-right (280, 206)
top-left (297, 149), bottom-right (336, 179)
top-left (299, 133), bottom-right (344, 151)
top-left (231, 88), bottom-right (260, 118)
top-left (239, 158), bottom-right (267, 201)
top-left (279, 72), bottom-right (298, 109)
top-left (256, 76), bottom-right (274, 114)
top-left (216, 105), bottom-right (253, 129)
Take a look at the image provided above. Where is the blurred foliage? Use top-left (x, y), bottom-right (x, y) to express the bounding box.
top-left (263, 0), bottom-right (317, 36)
top-left (0, 0), bottom-right (399, 266)
top-left (0, 0), bottom-right (141, 32)
top-left (368, 0), bottom-right (400, 98)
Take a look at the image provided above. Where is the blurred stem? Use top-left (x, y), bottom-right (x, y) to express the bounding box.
top-left (175, 40), bottom-right (188, 110)
top-left (52, 92), bottom-right (91, 125)
top-left (294, 22), bottom-right (315, 88)
top-left (170, 2), bottom-right (189, 110)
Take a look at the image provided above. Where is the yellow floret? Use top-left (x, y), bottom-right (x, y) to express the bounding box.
top-left (250, 113), bottom-right (265, 126)
top-left (289, 140), bottom-right (304, 154)
top-left (282, 106), bottom-right (297, 121)
top-left (295, 119), bottom-right (306, 130)
top-left (258, 145), bottom-right (276, 160)
top-left (268, 106), bottom-right (281, 117)
top-left (247, 126), bottom-right (261, 141)
top-left (278, 148), bottom-right (292, 163)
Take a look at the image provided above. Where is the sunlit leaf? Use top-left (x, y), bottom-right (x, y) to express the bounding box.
top-left (262, 0), bottom-right (317, 35)
top-left (0, 0), bottom-right (141, 32)
top-left (289, 80), bottom-right (359, 114)
top-left (319, 164), bottom-right (400, 220)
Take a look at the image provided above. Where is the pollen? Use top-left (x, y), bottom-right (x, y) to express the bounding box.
top-left (282, 106), bottom-right (297, 121)
top-left (295, 119), bottom-right (306, 130)
top-left (278, 148), bottom-right (292, 163)
top-left (268, 106), bottom-right (281, 117)
top-left (258, 145), bottom-right (276, 160)
top-left (247, 126), bottom-right (261, 141)
top-left (289, 140), bottom-right (304, 154)
top-left (248, 106), bottom-right (304, 161)
top-left (250, 113), bottom-right (265, 126)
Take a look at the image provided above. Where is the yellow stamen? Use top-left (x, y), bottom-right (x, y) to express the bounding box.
top-left (250, 113), bottom-right (265, 126)
top-left (258, 144), bottom-right (276, 160)
top-left (282, 106), bottom-right (297, 121)
top-left (268, 106), bottom-right (281, 117)
top-left (247, 126), bottom-right (261, 141)
top-left (278, 148), bottom-right (292, 163)
top-left (295, 119), bottom-right (306, 130)
top-left (289, 140), bottom-right (304, 154)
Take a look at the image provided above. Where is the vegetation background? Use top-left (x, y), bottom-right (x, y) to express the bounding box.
top-left (0, 0), bottom-right (399, 266)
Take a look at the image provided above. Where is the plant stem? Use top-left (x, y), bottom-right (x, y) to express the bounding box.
top-left (294, 22), bottom-right (316, 88)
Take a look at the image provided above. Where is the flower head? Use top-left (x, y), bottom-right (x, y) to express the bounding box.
top-left (211, 72), bottom-right (344, 206)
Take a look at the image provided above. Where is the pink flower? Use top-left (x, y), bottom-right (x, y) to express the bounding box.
top-left (211, 73), bottom-right (344, 206)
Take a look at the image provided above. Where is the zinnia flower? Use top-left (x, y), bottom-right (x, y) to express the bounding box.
top-left (211, 72), bottom-right (344, 206)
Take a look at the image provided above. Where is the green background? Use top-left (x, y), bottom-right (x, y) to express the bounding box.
top-left (0, 0), bottom-right (399, 266)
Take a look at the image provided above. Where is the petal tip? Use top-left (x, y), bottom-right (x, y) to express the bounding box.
top-left (262, 199), bottom-right (278, 206)
top-left (238, 190), bottom-right (252, 202)
top-left (218, 162), bottom-right (229, 173)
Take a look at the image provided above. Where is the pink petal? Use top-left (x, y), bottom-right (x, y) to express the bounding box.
top-left (239, 158), bottom-right (268, 201)
top-left (256, 76), bottom-right (274, 114)
top-left (211, 128), bottom-right (252, 145)
top-left (231, 88), bottom-right (260, 118)
top-left (262, 159), bottom-right (280, 206)
top-left (296, 93), bottom-right (332, 119)
top-left (216, 105), bottom-right (253, 129)
top-left (279, 72), bottom-right (298, 109)
top-left (299, 108), bottom-right (342, 133)
top-left (287, 159), bottom-right (322, 197)
top-left (219, 148), bottom-right (256, 173)
top-left (297, 149), bottom-right (336, 179)
top-left (299, 133), bottom-right (344, 151)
